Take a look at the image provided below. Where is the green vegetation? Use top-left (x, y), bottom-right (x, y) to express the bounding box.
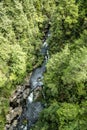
top-left (32, 0), bottom-right (87, 130)
top-left (0, 0), bottom-right (87, 129)
top-left (0, 0), bottom-right (55, 129)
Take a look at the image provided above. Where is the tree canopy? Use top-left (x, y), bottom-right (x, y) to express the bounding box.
top-left (0, 0), bottom-right (87, 129)
top-left (32, 0), bottom-right (87, 130)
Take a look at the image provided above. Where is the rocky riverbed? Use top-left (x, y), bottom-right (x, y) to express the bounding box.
top-left (5, 26), bottom-right (50, 130)
top-left (5, 76), bottom-right (30, 130)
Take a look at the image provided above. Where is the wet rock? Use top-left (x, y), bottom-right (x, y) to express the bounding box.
top-left (5, 84), bottom-right (30, 130)
top-left (5, 28), bottom-right (50, 130)
top-left (6, 106), bottom-right (22, 124)
top-left (33, 87), bottom-right (43, 101)
top-left (23, 88), bottom-right (29, 99)
top-left (10, 85), bottom-right (30, 108)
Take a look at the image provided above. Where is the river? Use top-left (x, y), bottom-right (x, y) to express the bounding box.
top-left (14, 30), bottom-right (50, 130)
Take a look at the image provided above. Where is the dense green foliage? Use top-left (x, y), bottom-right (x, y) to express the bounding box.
top-left (32, 0), bottom-right (87, 130)
top-left (0, 0), bottom-right (56, 129)
top-left (48, 0), bottom-right (87, 54)
top-left (0, 0), bottom-right (87, 129)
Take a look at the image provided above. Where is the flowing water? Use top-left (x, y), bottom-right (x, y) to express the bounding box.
top-left (15, 31), bottom-right (50, 130)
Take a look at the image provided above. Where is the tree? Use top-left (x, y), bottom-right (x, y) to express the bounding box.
top-left (44, 44), bottom-right (87, 102)
top-left (48, 0), bottom-right (79, 54)
top-left (32, 101), bottom-right (87, 130)
top-left (0, 0), bottom-right (57, 129)
top-left (32, 43), bottom-right (87, 130)
top-left (8, 44), bottom-right (26, 83)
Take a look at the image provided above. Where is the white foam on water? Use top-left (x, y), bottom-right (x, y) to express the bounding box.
top-left (43, 41), bottom-right (48, 47)
top-left (28, 92), bottom-right (33, 103)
